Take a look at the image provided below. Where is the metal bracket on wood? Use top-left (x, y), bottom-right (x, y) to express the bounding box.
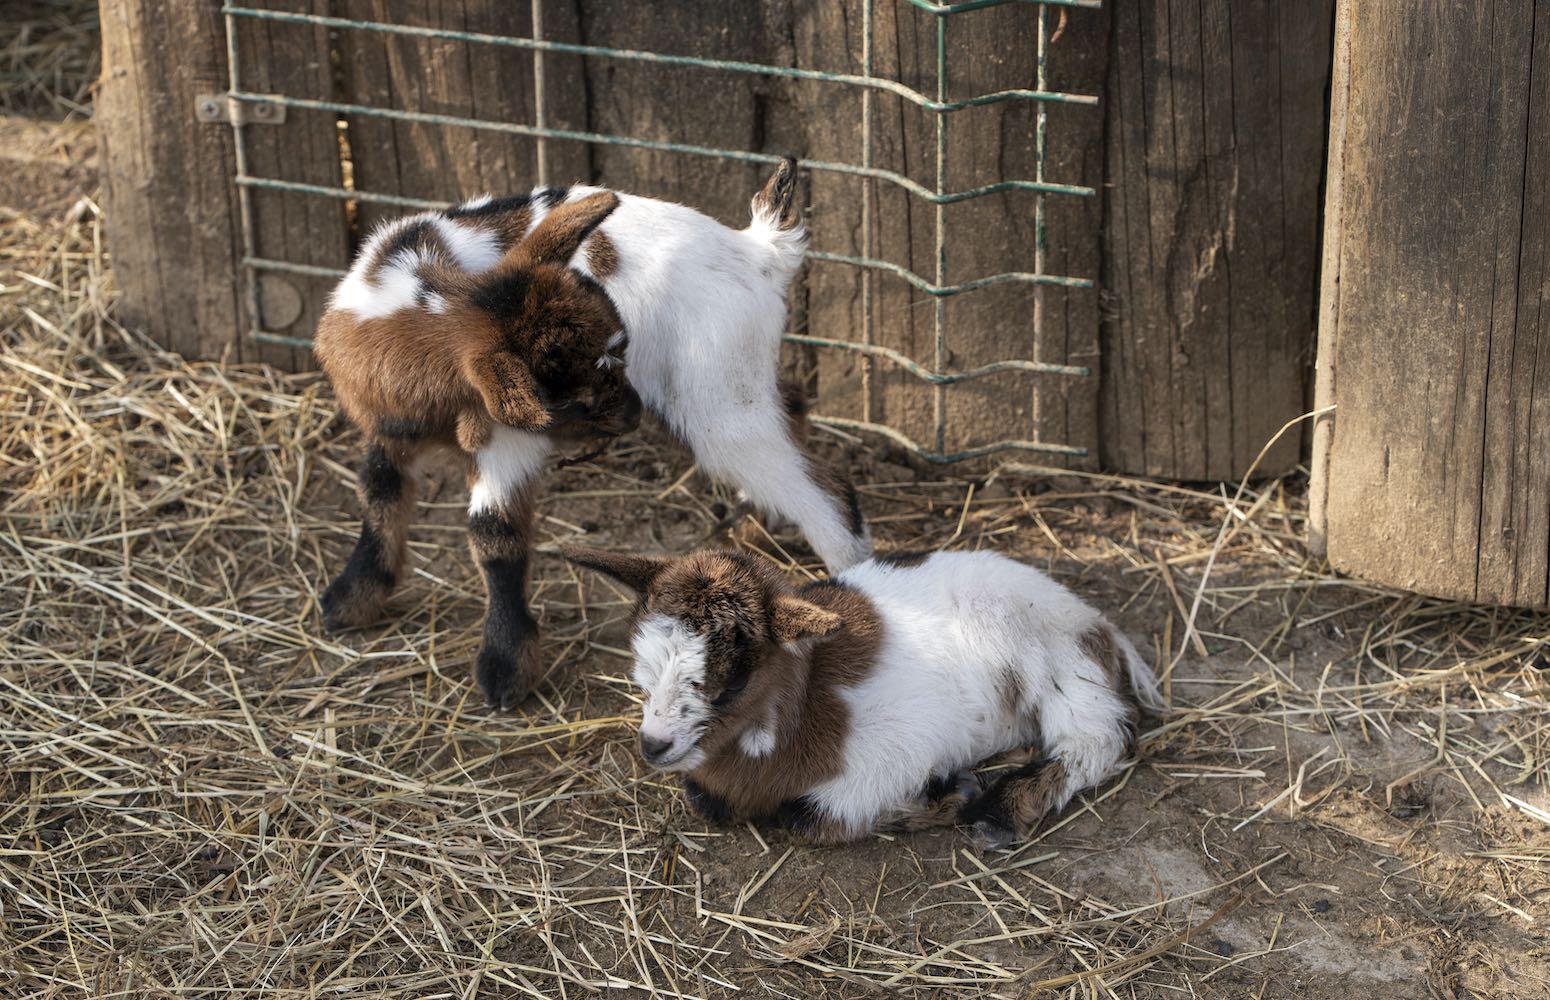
top-left (195, 92), bottom-right (286, 125)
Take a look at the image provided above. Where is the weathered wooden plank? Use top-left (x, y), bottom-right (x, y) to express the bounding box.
top-left (1315, 0), bottom-right (1550, 607)
top-left (1099, 0), bottom-right (1334, 480)
top-left (576, 1), bottom-right (772, 221)
top-left (98, 0), bottom-right (243, 361)
top-left (338, 0), bottom-right (588, 232)
top-left (792, 1), bottom-right (1104, 463)
top-left (231, 0), bottom-right (351, 369)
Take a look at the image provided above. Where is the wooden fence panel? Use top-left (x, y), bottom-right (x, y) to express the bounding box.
top-left (337, 0), bottom-right (588, 232)
top-left (99, 0), bottom-right (243, 360)
top-left (1311, 0), bottom-right (1550, 608)
top-left (232, 0), bottom-right (351, 369)
top-left (1100, 0), bottom-right (1334, 480)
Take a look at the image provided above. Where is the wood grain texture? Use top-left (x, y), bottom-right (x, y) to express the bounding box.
top-left (1100, 0), bottom-right (1334, 480)
top-left (790, 1), bottom-right (1105, 464)
top-left (338, 0), bottom-right (589, 233)
top-left (1315, 0), bottom-right (1550, 607)
top-left (232, 0), bottom-right (351, 369)
top-left (98, 0), bottom-right (243, 360)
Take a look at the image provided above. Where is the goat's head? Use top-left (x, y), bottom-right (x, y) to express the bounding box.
top-left (455, 192), bottom-right (640, 438)
top-left (562, 547), bottom-right (842, 771)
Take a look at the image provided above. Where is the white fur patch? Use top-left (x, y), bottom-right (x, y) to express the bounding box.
top-left (632, 614), bottom-right (713, 770)
top-left (469, 425), bottom-right (552, 514)
top-left (431, 215), bottom-right (501, 272)
top-left (738, 724), bottom-right (777, 758)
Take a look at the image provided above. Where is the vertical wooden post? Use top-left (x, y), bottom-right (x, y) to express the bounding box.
top-left (1100, 0), bottom-right (1335, 480)
top-left (98, 0), bottom-right (243, 360)
top-left (1311, 1), bottom-right (1550, 608)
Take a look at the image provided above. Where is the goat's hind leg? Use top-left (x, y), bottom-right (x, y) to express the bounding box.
top-left (321, 437), bottom-right (421, 631)
top-left (959, 753), bottom-right (1069, 849)
top-left (882, 771), bottom-right (982, 834)
top-left (692, 389), bottom-right (872, 572)
top-left (963, 667), bottom-right (1138, 849)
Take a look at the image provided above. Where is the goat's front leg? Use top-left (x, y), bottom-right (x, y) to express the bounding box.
top-left (466, 425), bottom-right (553, 709)
top-left (321, 438), bottom-right (420, 631)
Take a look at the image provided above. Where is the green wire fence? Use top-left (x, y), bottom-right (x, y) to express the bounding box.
top-left (219, 0), bottom-right (1099, 462)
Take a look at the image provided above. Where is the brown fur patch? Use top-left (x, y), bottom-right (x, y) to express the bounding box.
top-left (1079, 624), bottom-right (1141, 735)
top-left (883, 778), bottom-right (978, 834)
top-left (682, 575), bottom-right (884, 834)
top-left (998, 758), bottom-right (1068, 833)
top-left (585, 230), bottom-right (619, 278)
top-left (994, 665), bottom-right (1026, 717)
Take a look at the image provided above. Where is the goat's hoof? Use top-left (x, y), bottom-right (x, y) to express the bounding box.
top-left (970, 819), bottom-right (1017, 852)
top-left (954, 770), bottom-right (984, 803)
top-left (474, 639), bottom-right (540, 711)
top-left (319, 577), bottom-right (385, 633)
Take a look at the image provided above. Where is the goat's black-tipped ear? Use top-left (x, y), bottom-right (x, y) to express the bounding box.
top-left (561, 545), bottom-right (667, 594)
top-left (506, 191), bottom-right (620, 270)
top-left (770, 594), bottom-right (841, 644)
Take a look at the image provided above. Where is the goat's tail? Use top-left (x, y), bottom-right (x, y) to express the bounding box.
top-left (747, 157), bottom-right (808, 276)
top-left (1111, 627), bottom-right (1167, 715)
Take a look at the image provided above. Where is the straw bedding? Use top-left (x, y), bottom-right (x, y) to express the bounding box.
top-left (2, 7), bottom-right (1548, 996)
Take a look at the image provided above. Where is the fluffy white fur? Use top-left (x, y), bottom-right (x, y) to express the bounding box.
top-left (800, 550), bottom-right (1162, 836)
top-left (632, 613), bottom-right (712, 769)
top-left (469, 426), bottom-right (553, 515)
top-left (547, 186), bottom-right (870, 572)
top-left (329, 182), bottom-right (872, 572)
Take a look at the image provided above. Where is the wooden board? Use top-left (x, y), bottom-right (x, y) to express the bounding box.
top-left (230, 0), bottom-right (352, 369)
top-left (99, 0), bottom-right (243, 361)
top-left (338, 0), bottom-right (589, 232)
top-left (787, 1), bottom-right (1106, 465)
top-left (1100, 0), bottom-right (1334, 480)
top-left (1312, 0), bottom-right (1550, 608)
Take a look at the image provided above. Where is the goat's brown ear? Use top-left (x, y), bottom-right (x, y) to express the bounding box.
top-left (770, 594), bottom-right (842, 644)
top-left (561, 545), bottom-right (667, 594)
top-left (466, 350), bottom-right (549, 430)
top-left (506, 191), bottom-right (620, 269)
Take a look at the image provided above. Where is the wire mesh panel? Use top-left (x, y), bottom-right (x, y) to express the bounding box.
top-left (218, 0), bottom-right (1101, 462)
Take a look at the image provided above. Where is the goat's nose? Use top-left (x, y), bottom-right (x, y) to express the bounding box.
top-left (639, 733), bottom-right (673, 762)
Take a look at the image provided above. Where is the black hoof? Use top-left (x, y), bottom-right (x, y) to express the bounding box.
top-left (971, 820), bottom-right (1016, 851)
top-left (474, 640), bottom-right (538, 711)
top-left (319, 576), bottom-right (384, 634)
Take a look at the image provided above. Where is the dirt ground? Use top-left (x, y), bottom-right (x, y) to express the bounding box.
top-left (3, 8), bottom-right (1549, 997)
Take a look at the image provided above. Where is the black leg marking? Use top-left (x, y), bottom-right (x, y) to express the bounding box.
top-left (474, 554), bottom-right (539, 710)
top-left (320, 441), bottom-right (416, 632)
top-left (684, 779), bottom-right (734, 824)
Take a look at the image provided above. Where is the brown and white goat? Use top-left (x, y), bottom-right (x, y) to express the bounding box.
top-left (315, 163), bottom-right (870, 709)
top-left (563, 545), bottom-right (1163, 847)
top-left (314, 193), bottom-right (641, 708)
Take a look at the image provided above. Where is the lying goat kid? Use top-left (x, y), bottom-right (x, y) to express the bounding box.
top-left (316, 163), bottom-right (869, 709)
top-left (564, 546), bottom-right (1163, 846)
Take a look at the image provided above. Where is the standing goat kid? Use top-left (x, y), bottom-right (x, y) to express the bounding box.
top-left (564, 546), bottom-right (1163, 846)
top-left (316, 162), bottom-right (871, 709)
